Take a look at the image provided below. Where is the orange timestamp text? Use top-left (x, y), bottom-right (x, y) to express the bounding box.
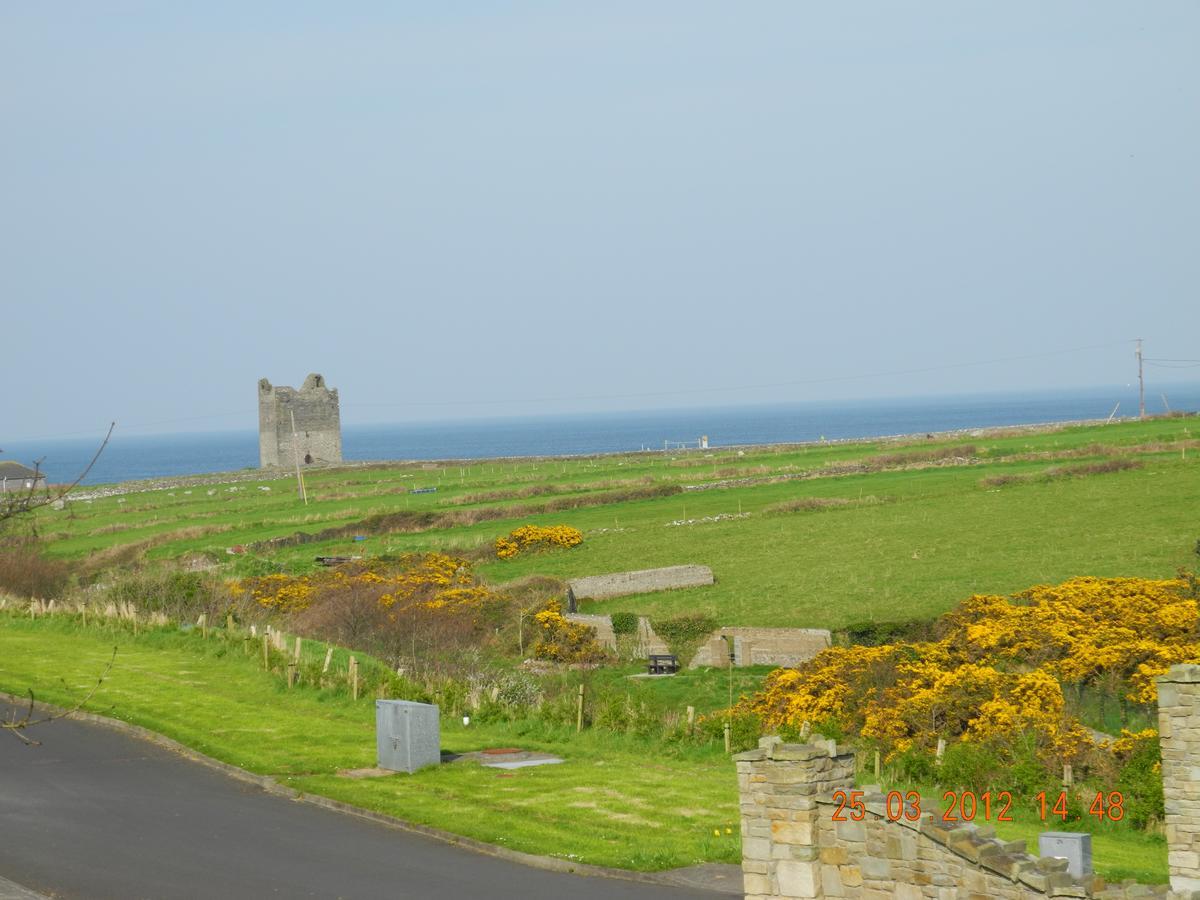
top-left (831, 789), bottom-right (1126, 824)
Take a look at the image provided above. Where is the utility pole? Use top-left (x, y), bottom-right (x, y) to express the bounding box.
top-left (289, 410), bottom-right (308, 505)
top-left (1135, 338), bottom-right (1145, 420)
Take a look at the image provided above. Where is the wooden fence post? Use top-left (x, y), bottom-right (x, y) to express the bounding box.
top-left (350, 657), bottom-right (359, 701)
top-left (576, 684), bottom-right (584, 733)
top-left (262, 634), bottom-right (270, 669)
top-left (322, 646), bottom-right (333, 674)
top-left (293, 636), bottom-right (302, 663)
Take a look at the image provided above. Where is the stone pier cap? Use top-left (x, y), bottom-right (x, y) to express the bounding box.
top-left (733, 734), bottom-right (844, 763)
top-left (1158, 664), bottom-right (1200, 684)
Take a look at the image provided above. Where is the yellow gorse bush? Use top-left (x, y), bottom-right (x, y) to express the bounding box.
top-left (495, 524), bottom-right (583, 559)
top-left (233, 553), bottom-right (501, 614)
top-left (531, 599), bottom-right (605, 663)
top-left (742, 576), bottom-right (1200, 764)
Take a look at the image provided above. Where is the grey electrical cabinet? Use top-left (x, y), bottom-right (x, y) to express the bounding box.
top-left (376, 700), bottom-right (440, 774)
top-left (1038, 832), bottom-right (1092, 878)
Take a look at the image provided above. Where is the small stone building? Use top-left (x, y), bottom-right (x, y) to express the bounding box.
top-left (0, 461), bottom-right (46, 493)
top-left (258, 374), bottom-right (343, 468)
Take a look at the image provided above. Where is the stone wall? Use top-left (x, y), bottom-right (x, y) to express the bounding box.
top-left (567, 565), bottom-right (714, 600)
top-left (690, 627), bottom-right (831, 669)
top-left (736, 735), bottom-right (1184, 899)
top-left (258, 374), bottom-right (343, 468)
top-left (1158, 665), bottom-right (1200, 895)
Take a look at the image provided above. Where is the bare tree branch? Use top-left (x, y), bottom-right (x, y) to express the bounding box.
top-left (1, 422), bottom-right (116, 526)
top-left (2, 646), bottom-right (118, 745)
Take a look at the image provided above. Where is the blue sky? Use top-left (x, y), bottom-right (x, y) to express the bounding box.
top-left (3, 2), bottom-right (1197, 441)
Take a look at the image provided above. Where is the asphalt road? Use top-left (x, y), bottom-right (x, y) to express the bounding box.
top-left (0, 709), bottom-right (731, 900)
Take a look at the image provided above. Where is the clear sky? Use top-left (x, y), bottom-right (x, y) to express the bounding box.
top-left (3, 2), bottom-right (1197, 441)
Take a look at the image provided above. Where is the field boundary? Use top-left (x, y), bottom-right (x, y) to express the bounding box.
top-left (0, 691), bottom-right (737, 894)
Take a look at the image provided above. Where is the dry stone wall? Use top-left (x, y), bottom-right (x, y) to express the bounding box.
top-left (736, 734), bottom-right (1187, 899)
top-left (567, 565), bottom-right (714, 600)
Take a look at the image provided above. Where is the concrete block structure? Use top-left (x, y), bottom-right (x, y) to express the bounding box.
top-left (376, 700), bottom-right (440, 774)
top-left (258, 373), bottom-right (342, 468)
top-left (690, 627), bottom-right (831, 668)
top-left (567, 565), bottom-right (714, 601)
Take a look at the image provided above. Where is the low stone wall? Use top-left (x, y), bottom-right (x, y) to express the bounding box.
top-left (735, 736), bottom-right (1173, 899)
top-left (690, 627), bottom-right (831, 669)
top-left (567, 565), bottom-right (714, 600)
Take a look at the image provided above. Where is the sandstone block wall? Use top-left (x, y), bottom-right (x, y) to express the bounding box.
top-left (690, 627), bottom-right (831, 669)
top-left (258, 374), bottom-right (343, 468)
top-left (736, 736), bottom-right (1182, 899)
top-left (1158, 665), bottom-right (1200, 896)
top-left (567, 565), bottom-right (714, 600)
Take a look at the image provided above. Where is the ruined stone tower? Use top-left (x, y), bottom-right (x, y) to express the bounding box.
top-left (258, 374), bottom-right (343, 468)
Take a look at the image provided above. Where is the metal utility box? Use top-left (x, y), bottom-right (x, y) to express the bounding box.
top-left (376, 700), bottom-right (440, 774)
top-left (1038, 832), bottom-right (1092, 878)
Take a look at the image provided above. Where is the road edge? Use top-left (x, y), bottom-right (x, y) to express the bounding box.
top-left (0, 692), bottom-right (740, 896)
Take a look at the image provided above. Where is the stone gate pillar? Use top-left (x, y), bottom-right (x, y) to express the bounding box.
top-left (1159, 664), bottom-right (1200, 895)
top-left (734, 735), bottom-right (856, 899)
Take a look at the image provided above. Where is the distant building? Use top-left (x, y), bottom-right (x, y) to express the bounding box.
top-left (0, 461), bottom-right (47, 493)
top-left (257, 373), bottom-right (343, 468)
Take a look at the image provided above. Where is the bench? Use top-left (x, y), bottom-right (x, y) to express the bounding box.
top-left (647, 654), bottom-right (679, 675)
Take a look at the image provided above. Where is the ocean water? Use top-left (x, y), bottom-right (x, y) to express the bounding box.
top-left (7, 383), bottom-right (1199, 486)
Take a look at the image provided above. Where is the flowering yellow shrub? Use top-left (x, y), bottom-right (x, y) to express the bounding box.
top-left (741, 577), bottom-right (1200, 767)
top-left (234, 553), bottom-right (502, 615)
top-left (495, 524), bottom-right (583, 559)
top-left (532, 599), bottom-right (605, 663)
top-left (235, 573), bottom-right (315, 612)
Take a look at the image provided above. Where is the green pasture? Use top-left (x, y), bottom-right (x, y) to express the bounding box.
top-left (29, 416), bottom-right (1200, 631)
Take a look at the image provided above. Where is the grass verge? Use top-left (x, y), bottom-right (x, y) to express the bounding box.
top-left (0, 615), bottom-right (739, 871)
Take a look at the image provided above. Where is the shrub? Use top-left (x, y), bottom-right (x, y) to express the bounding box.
top-left (1112, 729), bottom-right (1165, 829)
top-left (651, 613), bottom-right (718, 664)
top-left (103, 569), bottom-right (231, 621)
top-left (495, 524), bottom-right (583, 559)
top-left (532, 600), bottom-right (606, 663)
top-left (836, 619), bottom-right (934, 646)
top-left (610, 611), bottom-right (639, 635)
top-left (740, 576), bottom-right (1200, 787)
top-left (0, 542), bottom-right (70, 599)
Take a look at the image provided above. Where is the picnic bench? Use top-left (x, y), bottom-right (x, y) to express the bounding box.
top-left (647, 654), bottom-right (679, 675)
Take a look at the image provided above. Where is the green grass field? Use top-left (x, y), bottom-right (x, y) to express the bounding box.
top-left (32, 417), bottom-right (1200, 630)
